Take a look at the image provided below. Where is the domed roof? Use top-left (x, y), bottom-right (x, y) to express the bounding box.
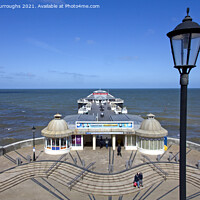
top-left (136, 114), bottom-right (168, 138)
top-left (41, 114), bottom-right (73, 138)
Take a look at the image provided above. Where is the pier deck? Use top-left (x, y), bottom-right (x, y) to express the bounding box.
top-left (0, 144), bottom-right (200, 199)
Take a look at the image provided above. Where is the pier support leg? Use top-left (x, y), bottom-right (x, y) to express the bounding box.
top-left (93, 135), bottom-right (96, 150)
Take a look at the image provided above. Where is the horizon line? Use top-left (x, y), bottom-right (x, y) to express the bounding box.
top-left (0, 87), bottom-right (200, 90)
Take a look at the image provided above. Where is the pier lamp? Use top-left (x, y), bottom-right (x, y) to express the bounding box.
top-left (32, 126), bottom-right (36, 161)
top-left (167, 8), bottom-right (200, 200)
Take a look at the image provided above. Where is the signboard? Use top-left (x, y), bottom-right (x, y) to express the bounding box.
top-left (76, 122), bottom-right (133, 129)
top-left (93, 92), bottom-right (108, 95)
top-left (86, 132), bottom-right (123, 135)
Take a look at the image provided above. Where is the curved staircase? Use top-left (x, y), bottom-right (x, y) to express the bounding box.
top-left (0, 160), bottom-right (199, 196)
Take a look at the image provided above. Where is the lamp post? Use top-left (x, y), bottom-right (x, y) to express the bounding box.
top-left (167, 8), bottom-right (200, 200)
top-left (32, 126), bottom-right (36, 161)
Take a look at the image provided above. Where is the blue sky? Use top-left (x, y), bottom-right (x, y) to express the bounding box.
top-left (0, 0), bottom-right (200, 89)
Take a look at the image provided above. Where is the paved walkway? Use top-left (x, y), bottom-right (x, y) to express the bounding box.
top-left (0, 144), bottom-right (200, 200)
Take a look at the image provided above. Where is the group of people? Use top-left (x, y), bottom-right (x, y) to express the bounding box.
top-left (133, 172), bottom-right (143, 188)
top-left (99, 138), bottom-right (122, 157)
top-left (100, 137), bottom-right (109, 149)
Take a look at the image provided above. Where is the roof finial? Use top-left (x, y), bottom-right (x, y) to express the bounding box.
top-left (187, 7), bottom-right (189, 16)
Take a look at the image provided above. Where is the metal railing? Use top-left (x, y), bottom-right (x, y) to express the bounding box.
top-left (131, 150), bottom-right (137, 166)
top-left (142, 155), bottom-right (168, 180)
top-left (67, 162), bottom-right (96, 190)
top-left (125, 150), bottom-right (137, 169)
top-left (69, 152), bottom-right (77, 165)
top-left (108, 147), bottom-right (114, 173)
top-left (76, 151), bottom-right (85, 167)
top-left (158, 144), bottom-right (172, 161)
top-left (46, 153), bottom-right (67, 177)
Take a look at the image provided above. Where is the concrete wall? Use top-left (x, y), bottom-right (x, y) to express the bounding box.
top-left (0, 137), bottom-right (200, 156)
top-left (0, 137), bottom-right (44, 155)
top-left (167, 137), bottom-right (200, 151)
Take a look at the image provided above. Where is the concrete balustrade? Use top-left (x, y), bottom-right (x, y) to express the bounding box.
top-left (0, 137), bottom-right (44, 155)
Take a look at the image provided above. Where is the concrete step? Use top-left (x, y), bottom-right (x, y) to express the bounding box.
top-left (0, 160), bottom-right (199, 196)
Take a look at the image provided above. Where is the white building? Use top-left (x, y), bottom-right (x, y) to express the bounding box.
top-left (136, 114), bottom-right (168, 155)
top-left (41, 114), bottom-right (73, 155)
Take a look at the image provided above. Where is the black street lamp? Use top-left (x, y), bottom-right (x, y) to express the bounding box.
top-left (167, 8), bottom-right (200, 200)
top-left (32, 126), bottom-right (36, 161)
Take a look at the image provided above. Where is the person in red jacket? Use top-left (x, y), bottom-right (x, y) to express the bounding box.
top-left (134, 173), bottom-right (140, 188)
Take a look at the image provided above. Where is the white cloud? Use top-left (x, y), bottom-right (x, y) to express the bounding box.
top-left (0, 75), bottom-right (13, 79)
top-left (13, 72), bottom-right (36, 78)
top-left (146, 29), bottom-right (155, 35)
top-left (87, 40), bottom-right (95, 45)
top-left (26, 38), bottom-right (65, 54)
top-left (49, 70), bottom-right (98, 78)
top-left (118, 56), bottom-right (139, 61)
top-left (75, 37), bottom-right (81, 42)
top-left (0, 67), bottom-right (5, 73)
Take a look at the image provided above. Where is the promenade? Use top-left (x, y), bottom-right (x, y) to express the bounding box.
top-left (0, 144), bottom-right (200, 200)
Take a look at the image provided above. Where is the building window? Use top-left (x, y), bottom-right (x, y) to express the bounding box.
top-left (132, 135), bottom-right (136, 146)
top-left (154, 139), bottom-right (158, 150)
top-left (52, 138), bottom-right (55, 147)
top-left (72, 135), bottom-right (82, 147)
top-left (76, 135), bottom-right (81, 146)
top-left (47, 138), bottom-right (51, 149)
top-left (138, 137), bottom-right (164, 151)
top-left (52, 138), bottom-right (60, 150)
top-left (127, 135), bottom-right (132, 146)
top-left (127, 135), bottom-right (136, 146)
top-left (146, 139), bottom-right (149, 149)
top-left (61, 138), bottom-right (66, 149)
top-left (138, 137), bottom-right (141, 148)
top-left (150, 139), bottom-right (153, 150)
top-left (158, 139), bottom-right (161, 149)
top-left (142, 139), bottom-right (145, 149)
top-left (161, 138), bottom-right (164, 149)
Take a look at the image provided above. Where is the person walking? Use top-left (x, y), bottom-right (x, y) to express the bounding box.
top-left (117, 144), bottom-right (122, 157)
top-left (105, 137), bottom-right (109, 149)
top-left (100, 136), bottom-right (103, 149)
top-left (138, 172), bottom-right (143, 187)
top-left (134, 173), bottom-right (140, 188)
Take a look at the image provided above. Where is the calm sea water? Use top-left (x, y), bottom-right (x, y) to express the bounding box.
top-left (0, 89), bottom-right (199, 146)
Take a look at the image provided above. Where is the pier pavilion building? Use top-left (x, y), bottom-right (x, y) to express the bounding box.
top-left (41, 90), bottom-right (168, 155)
top-left (41, 114), bottom-right (73, 155)
top-left (136, 114), bottom-right (168, 155)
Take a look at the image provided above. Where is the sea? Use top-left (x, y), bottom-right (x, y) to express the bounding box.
top-left (0, 89), bottom-right (200, 146)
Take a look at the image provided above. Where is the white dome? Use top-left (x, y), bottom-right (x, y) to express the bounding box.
top-left (136, 114), bottom-right (168, 138)
top-left (41, 114), bottom-right (73, 138)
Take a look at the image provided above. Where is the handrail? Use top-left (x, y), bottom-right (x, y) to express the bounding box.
top-left (46, 153), bottom-right (67, 176)
top-left (170, 151), bottom-right (180, 161)
top-left (129, 151), bottom-right (133, 163)
top-left (159, 144), bottom-right (172, 161)
top-left (142, 155), bottom-right (168, 179)
top-left (67, 162), bottom-right (96, 190)
top-left (76, 151), bottom-right (83, 166)
top-left (170, 148), bottom-right (191, 162)
top-left (112, 150), bottom-right (114, 165)
top-left (130, 150), bottom-right (137, 167)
